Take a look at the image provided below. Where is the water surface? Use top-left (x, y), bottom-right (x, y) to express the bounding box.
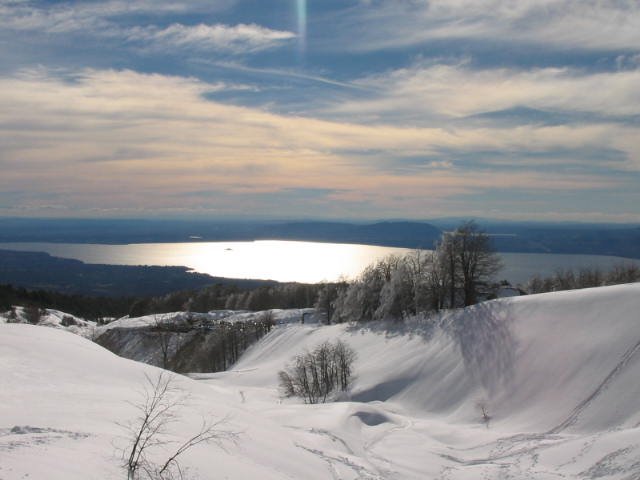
top-left (0, 241), bottom-right (636, 285)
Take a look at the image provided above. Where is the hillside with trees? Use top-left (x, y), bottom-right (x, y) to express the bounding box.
top-left (325, 221), bottom-right (502, 322)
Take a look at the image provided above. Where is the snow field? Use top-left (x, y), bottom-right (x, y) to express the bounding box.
top-left (2, 283), bottom-right (640, 478)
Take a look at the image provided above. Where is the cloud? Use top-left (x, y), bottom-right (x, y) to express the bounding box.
top-left (0, 1), bottom-right (290, 55)
top-left (210, 62), bottom-right (370, 91)
top-left (323, 62), bottom-right (640, 175)
top-left (335, 0), bottom-right (640, 52)
top-left (332, 61), bottom-right (640, 121)
top-left (0, 67), bottom-right (635, 219)
top-left (0, 0), bottom-right (235, 32)
top-left (128, 23), bottom-right (295, 53)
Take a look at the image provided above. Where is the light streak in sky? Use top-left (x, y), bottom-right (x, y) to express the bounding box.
top-left (297, 0), bottom-right (307, 57)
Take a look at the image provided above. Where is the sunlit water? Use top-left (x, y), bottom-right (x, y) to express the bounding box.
top-left (0, 240), bottom-right (636, 285)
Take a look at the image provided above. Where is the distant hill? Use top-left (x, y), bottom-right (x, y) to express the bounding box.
top-left (1, 218), bottom-right (639, 258)
top-left (257, 221), bottom-right (442, 248)
top-left (485, 224), bottom-right (640, 259)
top-left (0, 249), bottom-right (275, 298)
top-left (0, 218), bottom-right (443, 249)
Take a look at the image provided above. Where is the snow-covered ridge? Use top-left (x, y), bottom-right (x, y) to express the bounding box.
top-left (100, 307), bottom-right (317, 330)
top-left (0, 306), bottom-right (97, 337)
top-left (2, 283), bottom-right (640, 478)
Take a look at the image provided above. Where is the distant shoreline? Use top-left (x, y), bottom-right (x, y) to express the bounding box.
top-left (1, 218), bottom-right (639, 259)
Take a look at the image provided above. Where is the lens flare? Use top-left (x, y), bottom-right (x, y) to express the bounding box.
top-left (297, 0), bottom-right (307, 56)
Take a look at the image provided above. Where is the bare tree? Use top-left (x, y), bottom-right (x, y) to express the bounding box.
top-left (456, 221), bottom-right (502, 306)
top-left (151, 315), bottom-right (172, 370)
top-left (436, 221), bottom-right (502, 307)
top-left (424, 251), bottom-right (449, 311)
top-left (437, 231), bottom-right (459, 309)
top-left (314, 282), bottom-right (343, 324)
top-left (121, 372), bottom-right (237, 479)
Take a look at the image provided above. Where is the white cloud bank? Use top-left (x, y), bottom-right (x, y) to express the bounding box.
top-left (0, 67), bottom-right (636, 219)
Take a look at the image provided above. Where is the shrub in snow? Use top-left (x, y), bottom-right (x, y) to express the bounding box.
top-left (61, 315), bottom-right (77, 327)
top-left (6, 306), bottom-right (18, 323)
top-left (23, 305), bottom-right (45, 324)
top-left (278, 340), bottom-right (356, 404)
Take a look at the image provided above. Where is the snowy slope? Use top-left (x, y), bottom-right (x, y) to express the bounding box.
top-left (203, 283), bottom-right (640, 478)
top-left (0, 324), bottom-right (364, 480)
top-left (224, 283), bottom-right (640, 434)
top-left (2, 284), bottom-right (640, 479)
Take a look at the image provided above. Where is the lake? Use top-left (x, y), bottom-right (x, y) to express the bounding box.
top-left (0, 240), bottom-right (637, 286)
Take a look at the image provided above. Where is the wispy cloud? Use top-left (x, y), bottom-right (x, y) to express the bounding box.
top-left (335, 61), bottom-right (640, 121)
top-left (0, 0), bottom-right (235, 32)
top-left (334, 0), bottom-right (640, 52)
top-left (128, 23), bottom-right (295, 53)
top-left (0, 0), bottom-right (290, 55)
top-left (211, 62), bottom-right (371, 91)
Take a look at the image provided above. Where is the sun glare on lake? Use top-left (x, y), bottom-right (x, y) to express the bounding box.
top-left (165, 240), bottom-right (412, 283)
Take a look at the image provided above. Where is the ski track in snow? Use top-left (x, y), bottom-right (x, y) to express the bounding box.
top-left (0, 426), bottom-right (90, 452)
top-left (436, 431), bottom-right (640, 479)
top-left (295, 442), bottom-right (385, 480)
top-left (579, 445), bottom-right (640, 479)
top-left (548, 337), bottom-right (640, 435)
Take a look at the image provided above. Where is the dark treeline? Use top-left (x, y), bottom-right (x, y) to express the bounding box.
top-left (1, 281), bottom-right (327, 320)
top-left (526, 264), bottom-right (640, 294)
top-left (0, 284), bottom-right (134, 320)
top-left (129, 282), bottom-right (322, 317)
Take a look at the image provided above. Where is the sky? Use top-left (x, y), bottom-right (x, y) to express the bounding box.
top-left (0, 0), bottom-right (639, 222)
